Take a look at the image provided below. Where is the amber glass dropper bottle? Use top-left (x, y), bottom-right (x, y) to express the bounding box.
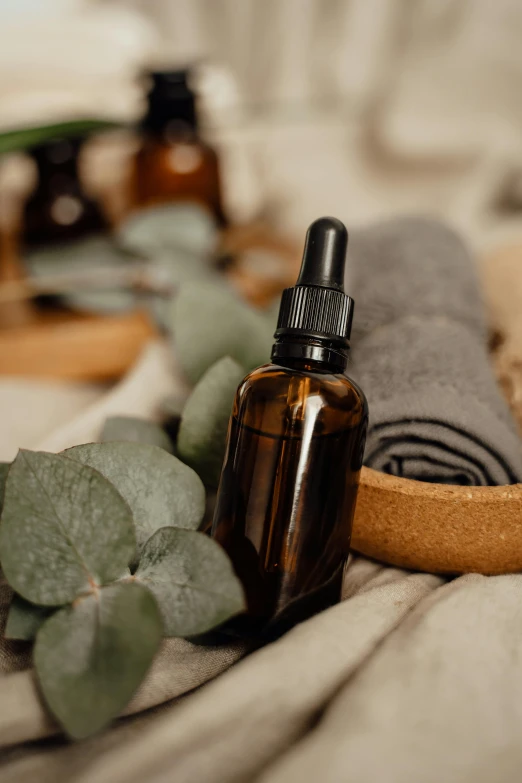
top-left (212, 217), bottom-right (368, 637)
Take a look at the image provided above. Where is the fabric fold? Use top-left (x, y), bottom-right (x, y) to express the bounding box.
top-left (260, 574), bottom-right (522, 783)
top-left (72, 565), bottom-right (441, 783)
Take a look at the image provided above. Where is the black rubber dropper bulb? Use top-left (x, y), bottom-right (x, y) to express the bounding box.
top-left (297, 216), bottom-right (347, 290)
top-left (271, 216), bottom-right (354, 371)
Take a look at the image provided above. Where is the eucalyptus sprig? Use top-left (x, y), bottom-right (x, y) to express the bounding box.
top-left (0, 444), bottom-right (244, 740)
top-left (0, 280), bottom-right (278, 741)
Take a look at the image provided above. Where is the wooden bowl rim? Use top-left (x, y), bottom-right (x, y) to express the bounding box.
top-left (360, 466), bottom-right (522, 501)
top-left (353, 467), bottom-right (522, 575)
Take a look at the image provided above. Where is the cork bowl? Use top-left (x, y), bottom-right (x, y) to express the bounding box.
top-left (352, 467), bottom-right (522, 575)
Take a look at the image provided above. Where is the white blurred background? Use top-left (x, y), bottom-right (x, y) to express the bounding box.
top-left (3, 0), bottom-right (522, 247)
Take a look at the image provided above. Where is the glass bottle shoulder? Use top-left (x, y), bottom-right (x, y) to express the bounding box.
top-left (233, 361), bottom-right (367, 437)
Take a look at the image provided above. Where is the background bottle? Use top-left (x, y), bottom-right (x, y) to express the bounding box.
top-left (22, 136), bottom-right (108, 249)
top-left (212, 217), bottom-right (368, 636)
top-left (130, 69), bottom-right (225, 223)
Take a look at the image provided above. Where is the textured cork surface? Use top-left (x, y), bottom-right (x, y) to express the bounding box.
top-left (352, 467), bottom-right (522, 575)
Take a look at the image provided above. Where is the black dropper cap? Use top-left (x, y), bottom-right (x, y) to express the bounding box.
top-left (142, 69), bottom-right (197, 136)
top-left (271, 217), bottom-right (354, 371)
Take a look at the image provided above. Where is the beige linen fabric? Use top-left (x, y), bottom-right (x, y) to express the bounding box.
top-left (0, 558), bottom-right (441, 782)
top-left (77, 564), bottom-right (441, 783)
top-left (259, 573), bottom-right (522, 783)
top-left (0, 342), bottom-right (521, 783)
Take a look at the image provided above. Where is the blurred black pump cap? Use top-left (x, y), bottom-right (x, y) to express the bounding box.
top-left (142, 69), bottom-right (197, 134)
top-left (29, 137), bottom-right (85, 174)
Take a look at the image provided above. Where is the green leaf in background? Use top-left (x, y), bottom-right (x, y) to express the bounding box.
top-left (158, 392), bottom-right (187, 421)
top-left (101, 416), bottom-right (174, 454)
top-left (0, 462), bottom-right (9, 515)
top-left (0, 451), bottom-right (136, 606)
top-left (172, 281), bottom-right (273, 384)
top-left (65, 443), bottom-right (205, 551)
top-left (0, 119), bottom-right (118, 156)
top-left (34, 581), bottom-right (162, 740)
top-left (263, 296), bottom-right (282, 329)
top-left (65, 288), bottom-right (138, 315)
top-left (25, 236), bottom-right (131, 277)
top-left (177, 356), bottom-right (245, 488)
top-left (135, 527), bottom-right (245, 637)
top-left (4, 595), bottom-right (52, 641)
top-left (117, 204), bottom-right (219, 332)
top-left (117, 203), bottom-right (217, 258)
top-left (24, 236), bottom-right (138, 316)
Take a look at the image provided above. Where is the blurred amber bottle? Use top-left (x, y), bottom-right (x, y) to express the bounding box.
top-left (130, 69), bottom-right (225, 224)
top-left (22, 137), bottom-right (108, 249)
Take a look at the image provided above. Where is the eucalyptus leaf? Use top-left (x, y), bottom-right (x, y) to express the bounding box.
top-left (0, 462), bottom-right (9, 515)
top-left (5, 595), bottom-right (52, 641)
top-left (0, 119), bottom-right (117, 156)
top-left (65, 442), bottom-right (205, 551)
top-left (177, 356), bottom-right (245, 487)
top-left (101, 417), bottom-right (174, 453)
top-left (263, 296), bottom-right (281, 329)
top-left (25, 237), bottom-right (131, 278)
top-left (24, 236), bottom-right (137, 315)
top-left (135, 527), bottom-right (245, 637)
top-left (153, 250), bottom-right (215, 290)
top-left (0, 450), bottom-right (136, 606)
top-left (34, 581), bottom-right (162, 739)
top-left (64, 289), bottom-right (137, 315)
top-left (172, 281), bottom-right (273, 384)
top-left (117, 203), bottom-right (217, 258)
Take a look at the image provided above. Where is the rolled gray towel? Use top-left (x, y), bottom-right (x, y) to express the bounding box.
top-left (346, 217), bottom-right (486, 342)
top-left (346, 217), bottom-right (522, 485)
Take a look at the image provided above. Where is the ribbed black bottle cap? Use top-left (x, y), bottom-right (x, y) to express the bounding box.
top-left (272, 217), bottom-right (354, 368)
top-left (142, 69), bottom-right (197, 134)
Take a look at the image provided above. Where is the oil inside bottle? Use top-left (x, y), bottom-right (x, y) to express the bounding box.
top-left (212, 365), bottom-right (367, 637)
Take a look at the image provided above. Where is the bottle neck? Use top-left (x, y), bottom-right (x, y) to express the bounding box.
top-left (271, 336), bottom-right (348, 373)
top-left (32, 147), bottom-right (82, 196)
top-left (143, 94), bottom-right (197, 139)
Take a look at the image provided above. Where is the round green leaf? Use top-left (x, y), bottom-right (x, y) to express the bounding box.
top-left (117, 203), bottom-right (217, 258)
top-left (177, 356), bottom-right (245, 487)
top-left (101, 416), bottom-right (174, 453)
top-left (24, 236), bottom-right (137, 315)
top-left (0, 462), bottom-right (9, 516)
top-left (25, 236), bottom-right (130, 280)
top-left (4, 595), bottom-right (52, 641)
top-left (172, 280), bottom-right (273, 384)
top-left (34, 581), bottom-right (162, 740)
top-left (64, 442), bottom-right (206, 551)
top-left (64, 288), bottom-right (137, 315)
top-left (135, 527), bottom-right (245, 637)
top-left (0, 451), bottom-right (136, 606)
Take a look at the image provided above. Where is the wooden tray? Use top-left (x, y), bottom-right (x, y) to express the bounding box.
top-left (0, 308), bottom-right (157, 382)
top-left (0, 222), bottom-right (158, 381)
